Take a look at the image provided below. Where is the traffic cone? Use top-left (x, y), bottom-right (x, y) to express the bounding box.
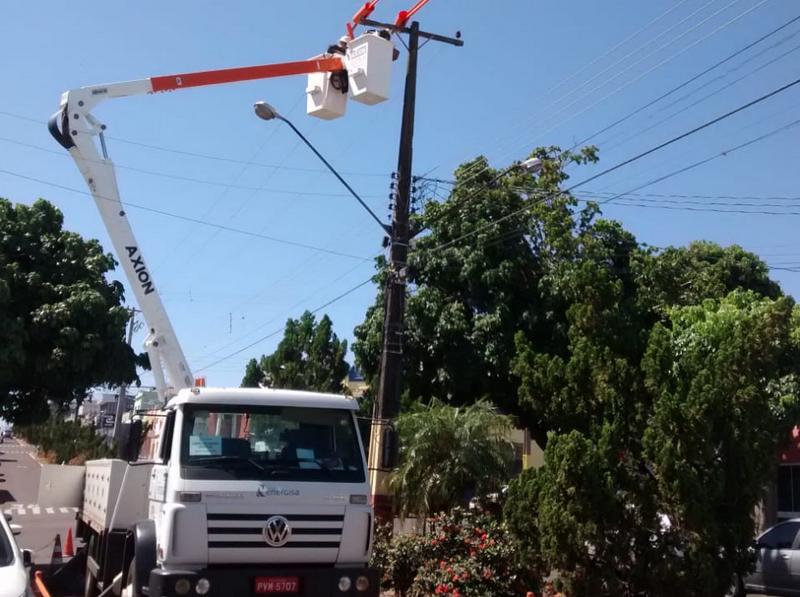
top-left (64, 528), bottom-right (74, 558)
top-left (50, 533), bottom-right (62, 565)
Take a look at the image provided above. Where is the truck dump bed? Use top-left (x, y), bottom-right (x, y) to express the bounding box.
top-left (82, 459), bottom-right (153, 532)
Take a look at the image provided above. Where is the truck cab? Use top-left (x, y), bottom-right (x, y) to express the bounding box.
top-left (81, 387), bottom-right (378, 597)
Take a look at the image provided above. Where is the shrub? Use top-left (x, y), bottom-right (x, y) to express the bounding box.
top-left (392, 400), bottom-right (515, 518)
top-left (17, 418), bottom-right (114, 463)
top-left (371, 508), bottom-right (537, 596)
top-left (371, 524), bottom-right (429, 596)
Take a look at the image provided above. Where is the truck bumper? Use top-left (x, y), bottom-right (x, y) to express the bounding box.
top-left (149, 566), bottom-right (380, 597)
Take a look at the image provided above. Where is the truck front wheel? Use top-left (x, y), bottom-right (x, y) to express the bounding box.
top-left (122, 557), bottom-right (138, 597)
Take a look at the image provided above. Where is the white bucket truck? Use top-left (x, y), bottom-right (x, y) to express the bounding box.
top-left (78, 387), bottom-right (377, 597)
top-left (47, 36), bottom-right (393, 597)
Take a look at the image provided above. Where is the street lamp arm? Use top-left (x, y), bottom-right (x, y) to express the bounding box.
top-left (277, 116), bottom-right (391, 234)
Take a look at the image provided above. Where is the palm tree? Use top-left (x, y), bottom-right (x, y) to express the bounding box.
top-left (391, 400), bottom-right (515, 519)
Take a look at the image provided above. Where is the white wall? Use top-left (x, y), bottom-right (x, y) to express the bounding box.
top-left (37, 464), bottom-right (85, 507)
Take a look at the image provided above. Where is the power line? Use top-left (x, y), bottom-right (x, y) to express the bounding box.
top-left (427, 0), bottom-right (771, 208)
top-left (195, 259), bottom-right (372, 361)
top-left (0, 135), bottom-right (385, 199)
top-left (501, 0), bottom-right (771, 162)
top-left (578, 191), bottom-right (800, 203)
top-left (599, 36), bottom-right (800, 155)
top-left (543, 0), bottom-right (695, 99)
top-left (520, 189), bottom-right (800, 203)
top-left (0, 110), bottom-right (389, 178)
top-left (423, 97), bottom-right (800, 245)
top-left (425, 77), bottom-right (800, 255)
top-left (769, 266), bottom-right (800, 273)
top-left (595, 117), bottom-right (800, 205)
top-left (428, 0), bottom-right (708, 186)
top-left (154, 99), bottom-right (311, 284)
top-left (0, 167), bottom-right (372, 262)
top-left (453, 0), bottom-right (720, 183)
top-left (570, 13), bottom-right (800, 149)
top-left (194, 275), bottom-right (374, 373)
top-left (584, 95), bottom-right (798, 194)
top-left (599, 199), bottom-right (800, 217)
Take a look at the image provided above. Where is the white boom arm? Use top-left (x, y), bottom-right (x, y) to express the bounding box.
top-left (49, 58), bottom-right (344, 400)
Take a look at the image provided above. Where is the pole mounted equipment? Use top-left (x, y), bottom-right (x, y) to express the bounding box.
top-left (355, 7), bottom-right (463, 521)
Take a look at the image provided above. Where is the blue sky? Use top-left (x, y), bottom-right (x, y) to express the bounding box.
top-left (1, 0), bottom-right (798, 389)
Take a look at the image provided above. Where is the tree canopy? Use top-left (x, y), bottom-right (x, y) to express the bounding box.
top-left (354, 147), bottom-right (796, 594)
top-left (507, 291), bottom-right (800, 596)
top-left (241, 310), bottom-right (349, 394)
top-left (354, 147), bottom-right (601, 441)
top-left (0, 198), bottom-right (140, 424)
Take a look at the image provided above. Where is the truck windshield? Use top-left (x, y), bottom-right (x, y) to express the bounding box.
top-left (180, 405), bottom-right (365, 483)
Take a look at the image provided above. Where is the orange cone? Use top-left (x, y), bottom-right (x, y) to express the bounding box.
top-left (64, 528), bottom-right (74, 557)
top-left (50, 533), bottom-right (62, 565)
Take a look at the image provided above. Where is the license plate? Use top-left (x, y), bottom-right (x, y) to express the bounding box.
top-left (254, 576), bottom-right (300, 594)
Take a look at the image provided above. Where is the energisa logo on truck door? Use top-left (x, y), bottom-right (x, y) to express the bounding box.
top-left (125, 246), bottom-right (155, 295)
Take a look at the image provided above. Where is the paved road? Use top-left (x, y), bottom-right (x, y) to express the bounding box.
top-left (0, 438), bottom-right (81, 564)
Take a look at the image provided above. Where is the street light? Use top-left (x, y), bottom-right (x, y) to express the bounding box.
top-left (253, 101), bottom-right (390, 234)
top-left (520, 157), bottom-right (543, 174)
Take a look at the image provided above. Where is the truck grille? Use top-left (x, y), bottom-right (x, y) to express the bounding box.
top-left (206, 513), bottom-right (343, 549)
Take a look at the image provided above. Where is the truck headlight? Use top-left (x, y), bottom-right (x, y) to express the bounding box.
top-left (338, 576), bottom-right (352, 591)
top-left (196, 578), bottom-right (211, 595)
top-left (174, 578), bottom-right (191, 595)
top-left (356, 575), bottom-right (370, 591)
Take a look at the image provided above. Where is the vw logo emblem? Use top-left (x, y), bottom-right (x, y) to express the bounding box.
top-left (263, 516), bottom-right (291, 547)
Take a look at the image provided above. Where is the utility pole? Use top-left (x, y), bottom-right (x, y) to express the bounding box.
top-left (113, 307), bottom-right (137, 445)
top-left (361, 17), bottom-right (462, 521)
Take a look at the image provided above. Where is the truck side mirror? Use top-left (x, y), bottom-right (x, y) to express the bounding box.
top-left (22, 549), bottom-right (32, 567)
top-left (10, 523), bottom-right (21, 536)
top-left (118, 419), bottom-right (143, 462)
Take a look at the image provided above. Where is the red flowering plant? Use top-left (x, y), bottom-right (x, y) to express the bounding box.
top-left (371, 523), bottom-right (429, 596)
top-left (372, 508), bottom-right (538, 596)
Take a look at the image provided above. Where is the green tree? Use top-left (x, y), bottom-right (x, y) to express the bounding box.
top-left (353, 147), bottom-right (600, 444)
top-left (635, 241), bottom-right (780, 315)
top-left (0, 199), bottom-right (140, 424)
top-left (391, 400), bottom-right (514, 518)
top-left (247, 311), bottom-right (349, 393)
top-left (506, 291), bottom-right (800, 597)
top-left (352, 149), bottom-right (793, 593)
top-left (641, 291), bottom-right (800, 596)
top-left (240, 358), bottom-right (264, 388)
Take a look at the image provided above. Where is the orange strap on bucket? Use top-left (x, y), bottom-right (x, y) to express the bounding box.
top-left (395, 0), bottom-right (431, 28)
top-left (347, 0), bottom-right (381, 39)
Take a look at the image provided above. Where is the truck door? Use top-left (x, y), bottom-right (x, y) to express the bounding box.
top-left (148, 411), bottom-right (175, 520)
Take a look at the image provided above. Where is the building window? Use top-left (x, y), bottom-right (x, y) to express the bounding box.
top-left (777, 464), bottom-right (800, 518)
